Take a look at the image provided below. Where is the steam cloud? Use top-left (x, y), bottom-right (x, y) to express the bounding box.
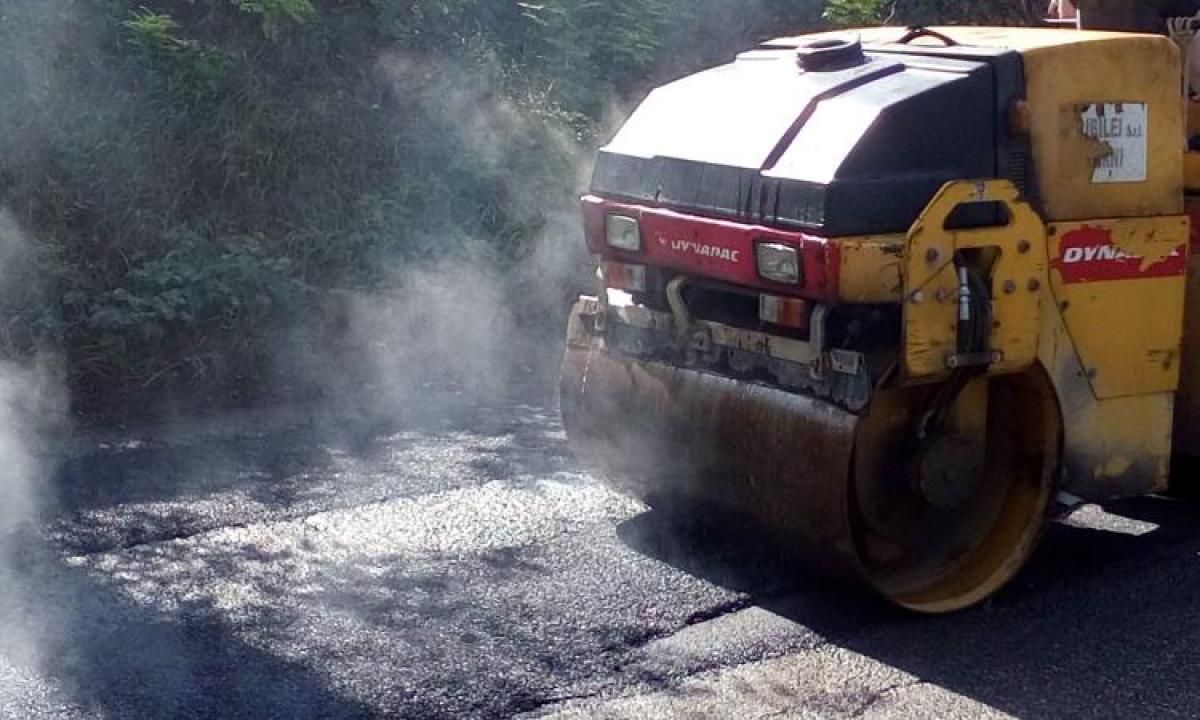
top-left (280, 50), bottom-right (599, 422)
top-left (0, 210), bottom-right (67, 699)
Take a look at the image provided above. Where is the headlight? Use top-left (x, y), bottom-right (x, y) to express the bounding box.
top-left (605, 214), bottom-right (641, 252)
top-left (756, 242), bottom-right (801, 284)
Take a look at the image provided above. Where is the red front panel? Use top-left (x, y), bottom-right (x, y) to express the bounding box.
top-left (582, 195), bottom-right (840, 302)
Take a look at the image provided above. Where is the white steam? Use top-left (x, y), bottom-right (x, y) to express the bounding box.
top-left (282, 51), bottom-right (597, 421)
top-left (0, 210), bottom-right (67, 687)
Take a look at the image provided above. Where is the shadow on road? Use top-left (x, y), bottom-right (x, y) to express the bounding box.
top-left (21, 400), bottom-right (584, 719)
top-left (42, 401), bottom-right (572, 556)
top-left (6, 541), bottom-right (379, 719)
top-left (617, 495), bottom-right (1200, 718)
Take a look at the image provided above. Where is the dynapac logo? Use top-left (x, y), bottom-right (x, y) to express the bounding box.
top-left (1059, 244), bottom-right (1174, 264)
top-left (656, 234), bottom-right (741, 263)
top-left (1052, 225), bottom-right (1186, 283)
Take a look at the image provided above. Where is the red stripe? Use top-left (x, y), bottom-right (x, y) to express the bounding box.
top-left (1051, 224), bottom-right (1186, 284)
top-left (581, 195), bottom-right (839, 302)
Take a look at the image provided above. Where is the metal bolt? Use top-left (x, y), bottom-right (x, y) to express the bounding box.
top-left (1003, 280), bottom-right (1018, 295)
top-left (1017, 240), bottom-right (1031, 254)
top-left (935, 288), bottom-right (952, 302)
top-left (911, 290), bottom-right (925, 304)
top-left (1028, 278), bottom-right (1041, 292)
top-left (926, 248), bottom-right (941, 263)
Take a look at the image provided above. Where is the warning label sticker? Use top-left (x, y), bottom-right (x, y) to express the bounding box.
top-left (1080, 102), bottom-right (1147, 184)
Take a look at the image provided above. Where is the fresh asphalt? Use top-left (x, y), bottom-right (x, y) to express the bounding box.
top-left (1, 384), bottom-right (1198, 719)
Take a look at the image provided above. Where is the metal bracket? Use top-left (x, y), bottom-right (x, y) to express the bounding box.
top-left (902, 179), bottom-right (1047, 380)
top-left (666, 276), bottom-right (691, 342)
top-left (830, 349), bottom-right (865, 376)
top-left (945, 351), bottom-right (1003, 370)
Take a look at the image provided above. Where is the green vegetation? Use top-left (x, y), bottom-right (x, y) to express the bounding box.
top-left (0, 0), bottom-right (1030, 414)
top-left (823, 0), bottom-right (1035, 26)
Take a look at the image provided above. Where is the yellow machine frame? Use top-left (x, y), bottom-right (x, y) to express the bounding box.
top-left (810, 27), bottom-right (1197, 502)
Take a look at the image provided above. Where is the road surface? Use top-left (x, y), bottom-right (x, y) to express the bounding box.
top-left (1, 388), bottom-right (1198, 719)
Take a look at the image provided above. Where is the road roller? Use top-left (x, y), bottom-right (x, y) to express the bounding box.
top-left (560, 25), bottom-right (1200, 612)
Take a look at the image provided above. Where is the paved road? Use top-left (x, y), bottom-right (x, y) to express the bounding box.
top-left (2, 388), bottom-right (1199, 719)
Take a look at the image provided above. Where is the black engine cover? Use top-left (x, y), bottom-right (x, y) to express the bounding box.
top-left (592, 37), bottom-right (1029, 237)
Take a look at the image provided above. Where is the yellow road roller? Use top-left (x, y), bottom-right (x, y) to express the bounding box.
top-left (560, 25), bottom-right (1200, 612)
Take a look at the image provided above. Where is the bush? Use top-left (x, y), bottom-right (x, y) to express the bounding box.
top-left (824, 0), bottom-right (1036, 25)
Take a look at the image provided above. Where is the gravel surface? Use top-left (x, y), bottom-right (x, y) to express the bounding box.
top-left (1, 393), bottom-right (1198, 719)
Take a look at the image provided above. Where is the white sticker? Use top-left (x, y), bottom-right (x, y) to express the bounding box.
top-left (1080, 102), bottom-right (1147, 184)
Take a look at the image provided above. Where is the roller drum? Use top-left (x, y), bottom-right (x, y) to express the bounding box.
top-left (561, 342), bottom-right (864, 581)
top-left (560, 306), bottom-right (1059, 613)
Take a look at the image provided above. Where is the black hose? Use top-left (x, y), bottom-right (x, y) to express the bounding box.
top-left (954, 253), bottom-right (993, 355)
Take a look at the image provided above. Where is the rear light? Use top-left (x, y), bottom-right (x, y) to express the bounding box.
top-left (760, 294), bottom-right (810, 330)
top-left (756, 241), bottom-right (801, 284)
top-left (606, 214), bottom-right (642, 251)
top-left (601, 260), bottom-right (647, 293)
